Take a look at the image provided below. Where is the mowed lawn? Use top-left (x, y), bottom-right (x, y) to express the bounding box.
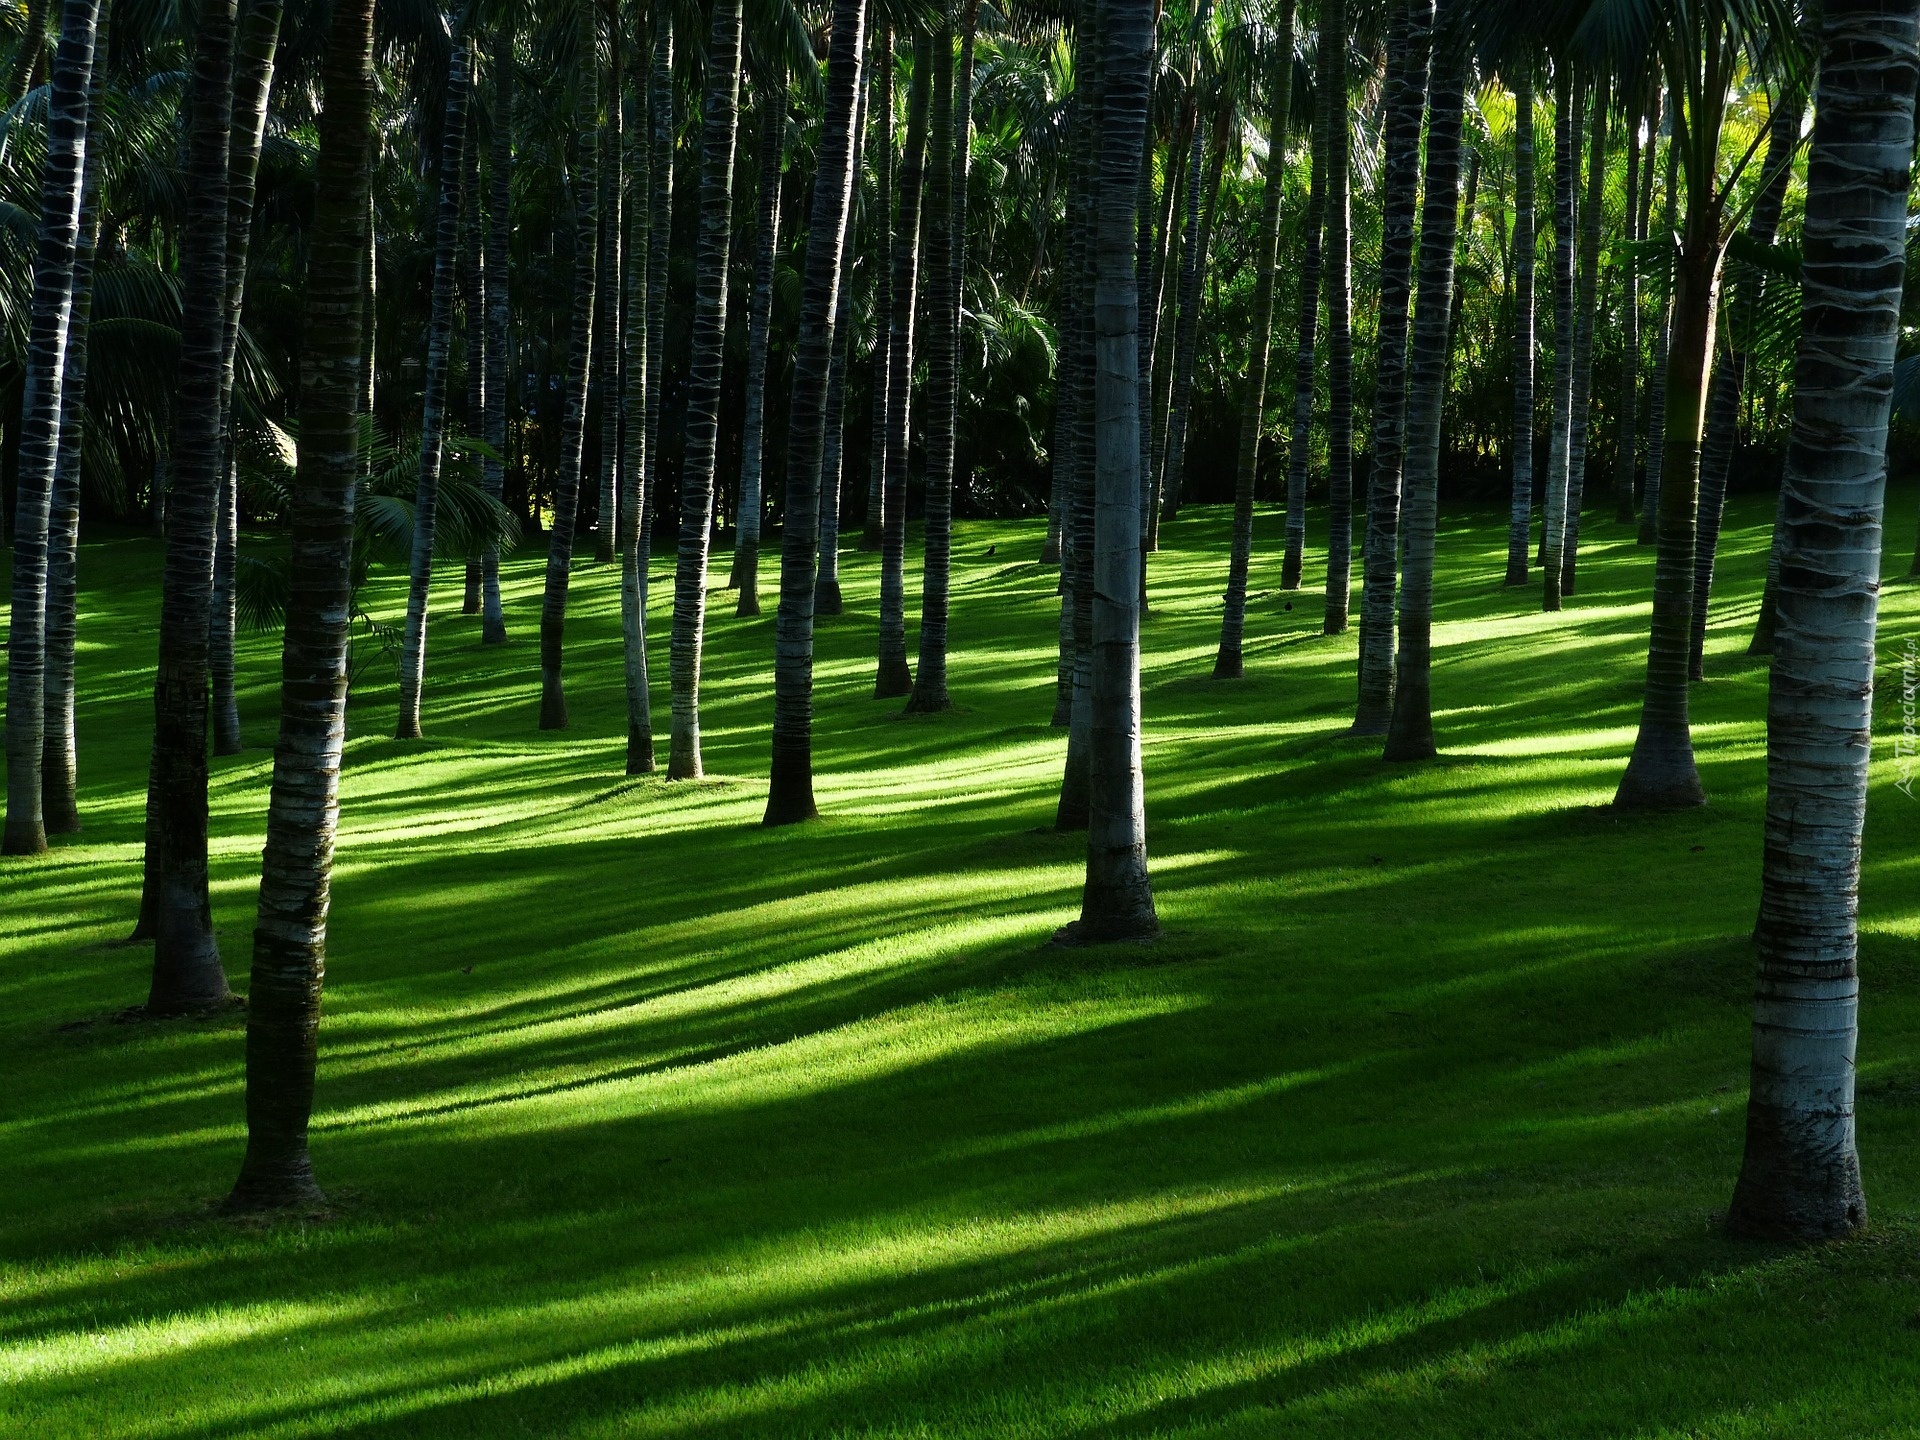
top-left (4, 491), bottom-right (1920, 1438)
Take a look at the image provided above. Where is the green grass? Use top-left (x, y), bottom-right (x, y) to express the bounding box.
top-left (5, 493), bottom-right (1920, 1438)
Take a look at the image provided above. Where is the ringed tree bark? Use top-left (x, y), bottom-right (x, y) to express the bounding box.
top-left (1279, 52), bottom-right (1327, 591)
top-left (1539, 65), bottom-right (1578, 611)
top-left (1318, 0), bottom-right (1355, 637)
top-left (4, 0), bottom-right (101, 857)
top-left (666, 0), bottom-right (743, 777)
top-left (732, 69), bottom-right (788, 615)
top-left (620, 14), bottom-right (656, 776)
top-left (764, 0), bottom-right (866, 825)
top-left (144, 0), bottom-right (238, 1014)
top-left (225, 0), bottom-right (377, 1213)
top-left (1349, 0), bottom-right (1432, 727)
top-left (395, 25), bottom-right (472, 740)
top-left (1382, 27), bottom-right (1467, 764)
top-left (644, 14), bottom-right (673, 573)
top-left (479, 19), bottom-right (513, 645)
top-left (1503, 63), bottom-right (1536, 587)
top-left (461, 119), bottom-right (484, 615)
top-left (591, 20), bottom-right (623, 567)
top-left (858, 18), bottom-right (894, 557)
top-left (537, 6), bottom-right (600, 732)
top-left (1728, 0), bottom-right (1915, 1243)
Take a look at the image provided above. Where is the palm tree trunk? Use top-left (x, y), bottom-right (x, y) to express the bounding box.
top-left (537, 13), bottom-right (601, 732)
top-left (1070, 0), bottom-right (1155, 944)
top-left (620, 17), bottom-right (654, 776)
top-left (949, 0), bottom-right (978, 508)
top-left (4, 0), bottom-right (101, 857)
top-left (1382, 35), bottom-right (1466, 763)
top-left (224, 0), bottom-right (377, 1212)
top-left (209, 0), bottom-right (284, 756)
top-left (1280, 78), bottom-right (1327, 592)
top-left (763, 0), bottom-right (866, 824)
top-left (143, 0), bottom-right (236, 1012)
top-left (875, 31), bottom-right (930, 700)
top-left (460, 94), bottom-right (485, 613)
top-left (1638, 118), bottom-right (1678, 547)
top-left (1748, 484), bottom-right (1787, 655)
top-left (644, 15), bottom-right (672, 577)
top-left (1688, 90), bottom-right (1802, 679)
top-left (860, 19), bottom-right (894, 556)
top-left (1142, 100), bottom-right (1192, 556)
top-left (41, 31), bottom-right (107, 838)
top-left (479, 20), bottom-right (512, 644)
top-left (1349, 0), bottom-right (1431, 723)
top-left (1611, 81), bottom-right (1643, 526)
top-left (1156, 110), bottom-right (1216, 527)
top-left (1319, 1), bottom-right (1354, 635)
top-left (3, 0), bottom-right (48, 103)
top-left (1561, 76), bottom-right (1607, 599)
top-left (817, 52), bottom-right (874, 618)
top-left (665, 0), bottom-right (742, 776)
top-left (906, 15), bottom-right (956, 716)
top-left (732, 76), bottom-right (786, 615)
top-left (1727, 0), bottom-right (1914, 1241)
top-left (1539, 66), bottom-right (1578, 609)
top-left (592, 28), bottom-right (622, 568)
top-left (1503, 64), bottom-right (1536, 587)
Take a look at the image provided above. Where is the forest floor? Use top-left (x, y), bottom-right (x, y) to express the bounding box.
top-left (5, 493), bottom-right (1920, 1437)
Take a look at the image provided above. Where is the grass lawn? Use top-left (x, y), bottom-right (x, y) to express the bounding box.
top-left (4, 493), bottom-right (1920, 1437)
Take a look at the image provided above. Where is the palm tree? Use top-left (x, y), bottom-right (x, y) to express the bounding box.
top-left (3, 0), bottom-right (48, 102)
top-left (1727, 0), bottom-right (1915, 1243)
top-left (1279, 73), bottom-right (1325, 592)
top-left (1350, 0), bottom-right (1432, 726)
top-left (906, 16), bottom-right (957, 716)
top-left (1157, 57), bottom-right (1226, 531)
top-left (461, 120), bottom-right (486, 616)
top-left (1610, 76), bottom-right (1646, 525)
top-left (620, 16), bottom-right (656, 776)
top-left (1638, 105), bottom-right (1677, 547)
top-left (1539, 65), bottom-right (1578, 611)
top-left (859, 19), bottom-right (894, 557)
top-left (395, 24), bottom-right (472, 741)
top-left (1068, 0), bottom-right (1155, 945)
top-left (1381, 18), bottom-right (1467, 764)
top-left (224, 0), bottom-right (379, 1213)
top-left (644, 15), bottom-right (673, 584)
top-left (592, 16), bottom-right (622, 568)
top-left (1687, 85), bottom-right (1802, 679)
top-left (1559, 74), bottom-right (1607, 598)
top-left (1319, 0), bottom-right (1354, 636)
top-left (876, 31), bottom-right (931, 701)
top-left (4, 0), bottom-right (102, 857)
top-left (764, 0), bottom-right (867, 824)
top-left (666, 0), bottom-right (743, 777)
top-left (1213, 0), bottom-right (1299, 680)
top-left (537, 5), bottom-right (601, 733)
top-left (732, 72), bottom-right (788, 618)
top-left (1503, 63), bottom-right (1536, 587)
top-left (143, 0), bottom-right (237, 1014)
top-left (479, 20), bottom-right (513, 645)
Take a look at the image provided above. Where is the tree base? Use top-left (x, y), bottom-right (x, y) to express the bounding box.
top-left (1350, 711), bottom-right (1390, 738)
top-left (1039, 544), bottom-right (1060, 567)
top-left (214, 708), bottom-right (243, 756)
top-left (145, 942), bottom-right (232, 1018)
top-left (1280, 562), bottom-right (1302, 591)
top-left (903, 686), bottom-right (950, 715)
top-left (626, 726), bottom-right (655, 776)
top-left (666, 745), bottom-right (702, 781)
top-left (594, 542), bottom-right (614, 565)
top-left (1211, 650), bottom-right (1243, 680)
top-left (1614, 732), bottom-right (1707, 810)
top-left (3, 817), bottom-right (48, 855)
top-left (735, 588), bottom-right (760, 619)
top-left (1728, 1112), bottom-right (1867, 1243)
top-left (1050, 915), bottom-right (1159, 947)
top-left (395, 713), bottom-right (423, 740)
top-left (1050, 695), bottom-right (1072, 728)
top-left (874, 660), bottom-right (913, 700)
top-left (815, 580), bottom-right (843, 616)
top-left (225, 1147), bottom-right (328, 1215)
top-left (538, 675), bottom-right (568, 731)
top-left (763, 769), bottom-right (818, 827)
top-left (1322, 615), bottom-right (1347, 637)
top-left (43, 804), bottom-right (81, 837)
top-left (481, 620), bottom-right (508, 646)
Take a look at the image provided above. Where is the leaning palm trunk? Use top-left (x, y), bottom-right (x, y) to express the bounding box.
top-left (142, 0), bottom-right (236, 1012)
top-left (732, 76), bottom-right (786, 614)
top-left (1349, 0), bottom-right (1431, 726)
top-left (859, 19), bottom-right (894, 557)
top-left (764, 0), bottom-right (866, 824)
top-left (592, 35), bottom-right (623, 568)
top-left (536, 15), bottom-right (600, 732)
top-left (1280, 75), bottom-right (1328, 591)
top-left (1687, 91), bottom-right (1802, 680)
top-left (1068, 0), bottom-right (1155, 945)
top-left (1381, 34), bottom-right (1466, 763)
top-left (1503, 65), bottom-right (1536, 587)
top-left (4, 0), bottom-right (101, 857)
top-left (224, 0), bottom-right (377, 1213)
top-left (41, 35), bottom-right (107, 838)
top-left (1560, 77), bottom-right (1607, 598)
top-left (1539, 68), bottom-right (1577, 610)
top-left (209, 0), bottom-right (285, 756)
top-left (395, 28), bottom-right (471, 740)
top-left (1728, 0), bottom-right (1915, 1242)
top-left (1639, 126), bottom-right (1679, 547)
top-left (1213, 0), bottom-right (1300, 679)
top-left (1319, 0), bottom-right (1354, 636)
top-left (479, 21), bottom-right (512, 644)
top-left (665, 0), bottom-right (742, 776)
top-left (875, 33), bottom-right (931, 700)
top-left (907, 15), bottom-right (957, 716)
top-left (619, 22), bottom-right (655, 776)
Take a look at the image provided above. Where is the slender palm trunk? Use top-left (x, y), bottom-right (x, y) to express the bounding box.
top-left (143, 0), bottom-right (236, 1012)
top-left (460, 122), bottom-right (485, 614)
top-left (620, 20), bottom-right (654, 775)
top-left (1561, 77), bottom-right (1607, 598)
top-left (41, 32), bottom-right (107, 837)
top-left (906, 16), bottom-right (956, 715)
top-left (860, 20), bottom-right (894, 556)
top-left (732, 75), bottom-right (785, 613)
top-left (1280, 81), bottom-right (1327, 591)
top-left (536, 16), bottom-right (600, 731)
top-left (1611, 84), bottom-right (1643, 525)
top-left (949, 0), bottom-right (978, 506)
top-left (1144, 101), bottom-right (1192, 554)
top-left (666, 0), bottom-right (741, 776)
top-left (1639, 121), bottom-right (1678, 547)
top-left (1319, 1), bottom-right (1354, 635)
top-left (818, 52), bottom-right (873, 617)
top-left (1688, 91), bottom-right (1801, 679)
top-left (396, 29), bottom-right (470, 739)
top-left (1069, 0), bottom-right (1155, 944)
top-left (479, 21), bottom-right (512, 644)
top-left (1504, 66), bottom-right (1536, 586)
top-left (1213, 0), bottom-right (1300, 678)
top-left (4, 0), bottom-right (100, 857)
top-left (644, 18), bottom-right (672, 576)
top-left (1540, 68), bottom-right (1577, 608)
top-left (1156, 111), bottom-right (1218, 527)
top-left (1728, 0), bottom-right (1914, 1241)
top-left (225, 0), bottom-right (376, 1212)
top-left (592, 32), bottom-right (622, 567)
top-left (210, 0), bottom-right (285, 756)
top-left (1382, 36), bottom-right (1466, 762)
top-left (763, 0), bottom-right (865, 824)
top-left (875, 33), bottom-right (930, 700)
top-left (3, 0), bottom-right (48, 103)
top-left (1350, 0), bottom-right (1431, 724)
